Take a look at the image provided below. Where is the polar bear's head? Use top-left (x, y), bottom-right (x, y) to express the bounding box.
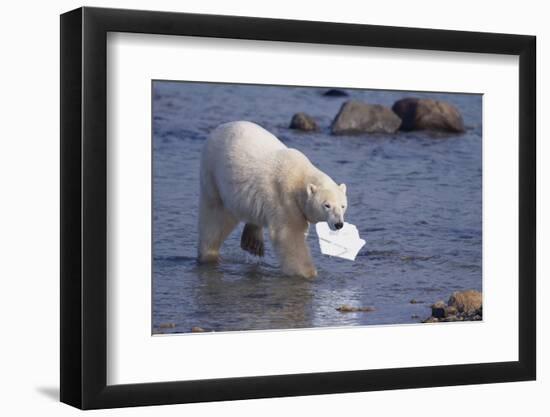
top-left (304, 182), bottom-right (348, 231)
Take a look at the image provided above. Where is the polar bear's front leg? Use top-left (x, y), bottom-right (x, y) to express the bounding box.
top-left (269, 224), bottom-right (317, 279)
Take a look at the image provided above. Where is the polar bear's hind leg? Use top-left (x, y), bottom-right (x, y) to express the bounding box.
top-left (240, 223), bottom-right (264, 257)
top-left (198, 194), bottom-right (238, 263)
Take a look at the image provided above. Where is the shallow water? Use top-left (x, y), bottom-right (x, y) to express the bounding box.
top-left (152, 81), bottom-right (482, 334)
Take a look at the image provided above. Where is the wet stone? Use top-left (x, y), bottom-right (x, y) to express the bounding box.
top-left (422, 317), bottom-right (439, 323)
top-left (289, 112), bottom-right (318, 131)
top-left (445, 305), bottom-right (458, 316)
top-left (431, 301), bottom-right (447, 318)
top-left (191, 326), bottom-right (206, 333)
top-left (336, 304), bottom-right (376, 313)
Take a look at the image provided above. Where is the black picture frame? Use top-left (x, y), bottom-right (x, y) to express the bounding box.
top-left (60, 6), bottom-right (536, 410)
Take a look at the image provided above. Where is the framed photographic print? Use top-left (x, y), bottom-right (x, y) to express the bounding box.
top-left (60, 6), bottom-right (536, 409)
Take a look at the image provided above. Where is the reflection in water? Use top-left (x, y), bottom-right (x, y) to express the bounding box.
top-left (180, 261), bottom-right (315, 331)
top-left (152, 81), bottom-right (482, 334)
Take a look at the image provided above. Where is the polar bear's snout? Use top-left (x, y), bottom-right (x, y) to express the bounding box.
top-left (327, 215), bottom-right (345, 231)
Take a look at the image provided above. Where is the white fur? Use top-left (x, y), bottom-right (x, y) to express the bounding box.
top-left (198, 121), bottom-right (347, 278)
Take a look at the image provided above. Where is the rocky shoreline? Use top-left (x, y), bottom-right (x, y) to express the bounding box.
top-left (289, 89), bottom-right (465, 135)
top-left (331, 289), bottom-right (482, 324)
top-left (423, 289), bottom-right (482, 323)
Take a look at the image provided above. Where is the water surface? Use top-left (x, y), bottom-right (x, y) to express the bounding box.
top-left (152, 81), bottom-right (482, 334)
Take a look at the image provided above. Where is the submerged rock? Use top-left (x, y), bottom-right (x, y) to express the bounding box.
top-left (331, 101), bottom-right (401, 135)
top-left (392, 98), bottom-right (465, 133)
top-left (289, 112), bottom-right (318, 131)
top-left (336, 304), bottom-right (376, 313)
top-left (323, 88), bottom-right (349, 97)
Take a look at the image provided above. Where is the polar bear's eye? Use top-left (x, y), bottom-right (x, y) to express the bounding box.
top-left (341, 205), bottom-right (346, 209)
top-left (324, 203), bottom-right (331, 209)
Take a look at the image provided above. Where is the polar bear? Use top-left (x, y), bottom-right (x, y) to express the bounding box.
top-left (198, 121), bottom-right (348, 278)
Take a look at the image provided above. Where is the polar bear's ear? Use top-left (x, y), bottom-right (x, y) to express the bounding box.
top-left (339, 183), bottom-right (347, 194)
top-left (307, 183), bottom-right (317, 197)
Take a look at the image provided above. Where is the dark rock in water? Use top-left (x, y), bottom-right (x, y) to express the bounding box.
top-left (159, 322), bottom-right (176, 329)
top-left (431, 300), bottom-right (447, 318)
top-left (336, 304), bottom-right (376, 313)
top-left (323, 88), bottom-right (349, 97)
top-left (392, 97), bottom-right (465, 133)
top-left (448, 289), bottom-right (482, 314)
top-left (289, 112), bottom-right (318, 131)
top-left (331, 101), bottom-right (402, 135)
top-left (409, 299), bottom-right (424, 304)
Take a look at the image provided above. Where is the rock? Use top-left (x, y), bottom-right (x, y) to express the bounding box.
top-left (336, 304), bottom-right (376, 313)
top-left (392, 98), bottom-right (465, 133)
top-left (323, 88), bottom-right (349, 97)
top-left (422, 291), bottom-right (483, 323)
top-left (158, 322), bottom-right (176, 329)
top-left (445, 305), bottom-right (458, 316)
top-left (448, 290), bottom-right (482, 314)
top-left (409, 299), bottom-right (424, 304)
top-left (191, 326), bottom-right (206, 333)
top-left (289, 112), bottom-right (318, 131)
top-left (422, 316), bottom-right (439, 323)
top-left (431, 300), bottom-right (447, 318)
top-left (331, 101), bottom-right (402, 135)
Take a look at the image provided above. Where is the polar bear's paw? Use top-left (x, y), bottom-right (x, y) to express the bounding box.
top-left (240, 223), bottom-right (265, 257)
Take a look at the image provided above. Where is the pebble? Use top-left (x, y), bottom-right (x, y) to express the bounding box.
top-left (191, 326), bottom-right (206, 332)
top-left (422, 317), bottom-right (439, 323)
top-left (336, 304), bottom-right (376, 313)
